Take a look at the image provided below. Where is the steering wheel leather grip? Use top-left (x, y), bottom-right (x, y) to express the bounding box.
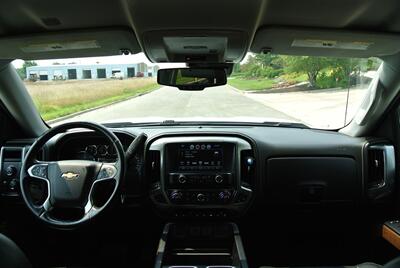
top-left (20, 122), bottom-right (126, 228)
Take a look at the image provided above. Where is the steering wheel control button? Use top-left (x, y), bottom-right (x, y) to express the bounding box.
top-left (98, 165), bottom-right (117, 180)
top-left (28, 164), bottom-right (48, 180)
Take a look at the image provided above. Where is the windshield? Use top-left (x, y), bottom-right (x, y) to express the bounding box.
top-left (13, 53), bottom-right (381, 129)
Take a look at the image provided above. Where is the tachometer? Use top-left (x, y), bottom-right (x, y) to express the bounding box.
top-left (85, 145), bottom-right (97, 156)
top-left (97, 145), bottom-right (108, 156)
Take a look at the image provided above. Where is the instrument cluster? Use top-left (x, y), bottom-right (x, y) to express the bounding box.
top-left (79, 144), bottom-right (117, 162)
top-left (55, 131), bottom-right (135, 163)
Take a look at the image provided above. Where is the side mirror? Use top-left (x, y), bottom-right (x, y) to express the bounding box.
top-left (157, 68), bottom-right (227, 90)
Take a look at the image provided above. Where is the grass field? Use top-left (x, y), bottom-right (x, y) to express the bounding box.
top-left (25, 78), bottom-right (159, 121)
top-left (228, 74), bottom-right (307, 91)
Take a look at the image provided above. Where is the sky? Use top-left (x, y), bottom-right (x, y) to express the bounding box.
top-left (12, 52), bottom-right (252, 69)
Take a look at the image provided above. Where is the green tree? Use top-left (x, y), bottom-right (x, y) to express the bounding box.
top-left (17, 61), bottom-right (38, 80)
top-left (254, 53), bottom-right (284, 69)
top-left (232, 63), bottom-right (241, 74)
top-left (240, 55), bottom-right (257, 77)
top-left (366, 58), bottom-right (381, 71)
top-left (321, 58), bottom-right (364, 88)
top-left (284, 56), bottom-right (331, 88)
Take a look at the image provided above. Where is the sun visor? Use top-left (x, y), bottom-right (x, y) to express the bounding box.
top-left (0, 28), bottom-right (141, 60)
top-left (251, 27), bottom-right (400, 57)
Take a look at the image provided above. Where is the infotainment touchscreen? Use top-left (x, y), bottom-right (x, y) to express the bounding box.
top-left (177, 143), bottom-right (223, 170)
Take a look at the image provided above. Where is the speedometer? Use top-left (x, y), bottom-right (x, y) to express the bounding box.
top-left (97, 145), bottom-right (108, 156)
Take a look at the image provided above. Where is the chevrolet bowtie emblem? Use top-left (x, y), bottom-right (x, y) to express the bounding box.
top-left (61, 172), bottom-right (79, 180)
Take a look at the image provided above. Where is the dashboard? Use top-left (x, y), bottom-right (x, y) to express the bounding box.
top-left (0, 124), bottom-right (395, 220)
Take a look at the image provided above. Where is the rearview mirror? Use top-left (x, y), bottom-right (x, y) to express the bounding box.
top-left (157, 68), bottom-right (227, 90)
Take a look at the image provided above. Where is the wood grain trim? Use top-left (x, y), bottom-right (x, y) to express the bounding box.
top-left (382, 224), bottom-right (400, 250)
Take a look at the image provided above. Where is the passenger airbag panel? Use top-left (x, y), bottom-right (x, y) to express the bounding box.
top-left (265, 157), bottom-right (359, 204)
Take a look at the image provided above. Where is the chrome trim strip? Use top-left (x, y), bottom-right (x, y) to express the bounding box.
top-left (231, 223), bottom-right (248, 268)
top-left (206, 266), bottom-right (235, 268)
top-left (154, 223), bottom-right (171, 268)
top-left (84, 163), bottom-right (118, 214)
top-left (168, 266), bottom-right (197, 268)
top-left (174, 253), bottom-right (231, 256)
top-left (368, 144), bottom-right (395, 190)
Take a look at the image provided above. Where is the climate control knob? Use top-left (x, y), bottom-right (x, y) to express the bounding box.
top-left (215, 174), bottom-right (224, 184)
top-left (170, 191), bottom-right (183, 202)
top-left (197, 193), bottom-right (207, 203)
top-left (178, 174), bottom-right (187, 184)
top-left (218, 190), bottom-right (231, 202)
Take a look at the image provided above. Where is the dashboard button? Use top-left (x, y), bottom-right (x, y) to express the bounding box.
top-left (98, 165), bottom-right (117, 179)
top-left (5, 165), bottom-right (17, 178)
top-left (178, 174), bottom-right (187, 184)
top-left (215, 174), bottom-right (224, 184)
top-left (170, 191), bottom-right (183, 202)
top-left (218, 190), bottom-right (231, 202)
top-left (9, 179), bottom-right (17, 191)
top-left (196, 193), bottom-right (207, 202)
top-left (29, 164), bottom-right (47, 179)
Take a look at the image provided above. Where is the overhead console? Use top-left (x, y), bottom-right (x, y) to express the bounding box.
top-left (142, 30), bottom-right (248, 63)
top-left (148, 136), bottom-right (255, 219)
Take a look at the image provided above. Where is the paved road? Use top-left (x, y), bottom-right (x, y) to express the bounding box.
top-left (54, 85), bottom-right (368, 129)
top-left (56, 85), bottom-right (296, 124)
top-left (245, 87), bottom-right (367, 129)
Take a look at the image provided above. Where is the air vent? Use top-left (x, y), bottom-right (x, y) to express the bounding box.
top-left (240, 150), bottom-right (255, 187)
top-left (2, 147), bottom-right (23, 161)
top-left (367, 147), bottom-right (385, 188)
top-left (366, 144), bottom-right (395, 199)
top-left (148, 150), bottom-right (161, 183)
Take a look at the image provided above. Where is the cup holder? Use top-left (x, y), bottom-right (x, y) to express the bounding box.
top-left (155, 223), bottom-right (248, 268)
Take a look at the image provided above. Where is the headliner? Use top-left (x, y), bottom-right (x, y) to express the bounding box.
top-left (0, 0), bottom-right (399, 61)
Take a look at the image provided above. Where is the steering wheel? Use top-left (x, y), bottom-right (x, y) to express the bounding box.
top-left (20, 122), bottom-right (125, 228)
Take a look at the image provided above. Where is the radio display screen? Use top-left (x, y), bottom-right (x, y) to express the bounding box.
top-left (165, 142), bottom-right (235, 172)
top-left (177, 143), bottom-right (224, 171)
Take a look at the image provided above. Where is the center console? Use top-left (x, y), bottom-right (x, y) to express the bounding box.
top-left (155, 223), bottom-right (248, 268)
top-left (148, 136), bottom-right (255, 218)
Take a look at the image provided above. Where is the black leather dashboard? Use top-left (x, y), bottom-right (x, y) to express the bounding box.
top-left (0, 124), bottom-right (395, 219)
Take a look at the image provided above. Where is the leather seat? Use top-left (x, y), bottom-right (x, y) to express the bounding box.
top-left (0, 233), bottom-right (31, 268)
top-left (259, 265), bottom-right (381, 268)
top-left (260, 259), bottom-right (400, 268)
